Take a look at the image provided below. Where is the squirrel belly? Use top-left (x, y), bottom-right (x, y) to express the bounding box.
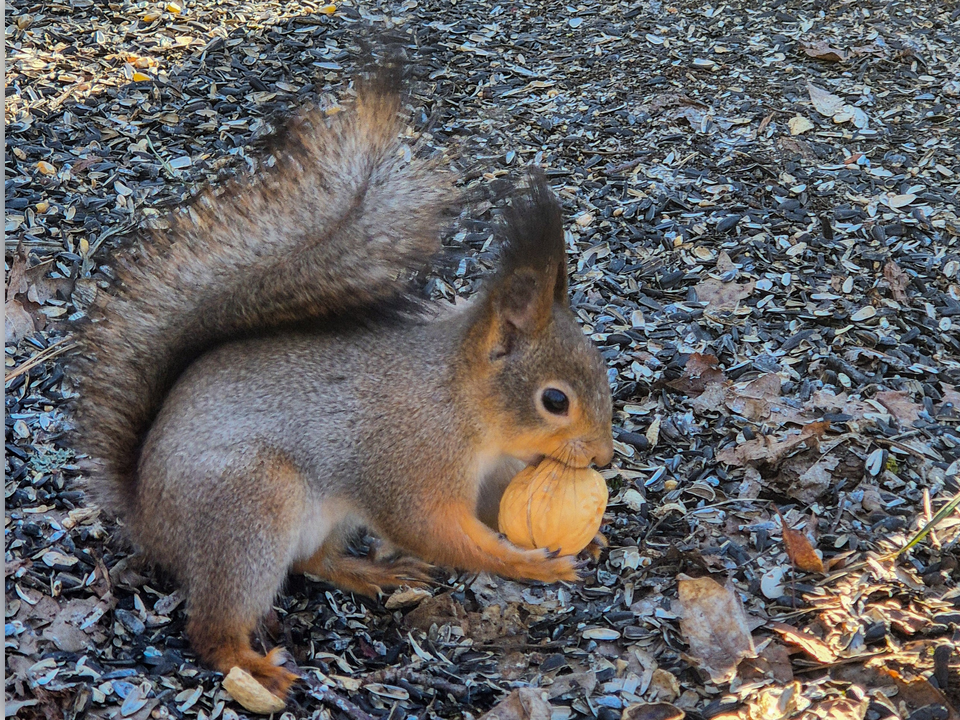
top-left (133, 317), bottom-right (471, 576)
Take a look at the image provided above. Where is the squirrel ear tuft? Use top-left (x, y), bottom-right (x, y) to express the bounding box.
top-left (477, 171), bottom-right (569, 357)
top-left (497, 169), bottom-right (568, 306)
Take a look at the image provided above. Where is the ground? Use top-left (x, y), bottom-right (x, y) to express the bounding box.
top-left (4, 1), bottom-right (960, 719)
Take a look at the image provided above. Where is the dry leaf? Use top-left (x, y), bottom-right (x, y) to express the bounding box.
top-left (622, 703), bottom-right (685, 720)
top-left (875, 390), bottom-right (921, 426)
top-left (748, 682), bottom-right (810, 720)
top-left (384, 587), bottom-right (432, 610)
top-left (780, 522), bottom-right (825, 574)
top-left (740, 641), bottom-right (794, 684)
top-left (883, 260), bottom-right (910, 303)
top-left (479, 688), bottom-right (551, 720)
top-left (807, 82), bottom-right (845, 117)
top-left (5, 299), bottom-right (37, 344)
top-left (22, 258), bottom-right (75, 305)
top-left (768, 621), bottom-right (837, 663)
top-left (716, 251), bottom-right (737, 274)
top-left (667, 352), bottom-right (727, 396)
top-left (787, 454), bottom-right (839, 504)
top-left (800, 40), bottom-right (848, 62)
top-left (814, 697), bottom-right (868, 720)
top-left (677, 576), bottom-right (756, 683)
top-left (695, 278), bottom-right (755, 311)
top-left (4, 244), bottom-right (51, 343)
top-left (646, 415), bottom-right (662, 448)
top-left (717, 422), bottom-right (830, 468)
top-left (725, 373), bottom-right (782, 422)
top-left (788, 115), bottom-right (814, 135)
top-left (690, 381), bottom-right (727, 416)
top-left (940, 385), bottom-right (960, 413)
top-left (647, 669), bottom-right (680, 702)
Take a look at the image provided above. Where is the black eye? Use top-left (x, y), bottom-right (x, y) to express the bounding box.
top-left (541, 388), bottom-right (569, 415)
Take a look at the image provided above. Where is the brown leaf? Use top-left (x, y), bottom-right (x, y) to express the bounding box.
top-left (677, 576), bottom-right (756, 683)
top-left (667, 353), bottom-right (726, 396)
top-left (403, 593), bottom-right (466, 632)
top-left (725, 373), bottom-right (782, 422)
top-left (760, 641), bottom-right (794, 684)
top-left (769, 621), bottom-right (837, 663)
top-left (41, 598), bottom-right (102, 652)
top-left (833, 664), bottom-right (959, 720)
top-left (716, 251), bottom-right (737, 274)
top-left (883, 260), bottom-right (910, 303)
top-left (780, 523), bottom-right (825, 574)
top-left (800, 40), bottom-right (849, 62)
top-left (875, 390), bottom-right (921, 426)
top-left (544, 671), bottom-right (596, 699)
top-left (814, 697), bottom-right (869, 720)
top-left (695, 278), bottom-right (755, 312)
top-left (809, 389), bottom-right (875, 420)
top-left (790, 454), bottom-right (839, 505)
top-left (940, 385), bottom-right (960, 414)
top-left (717, 422), bottom-right (830, 468)
top-left (23, 258), bottom-right (76, 305)
top-left (621, 703), bottom-right (685, 720)
top-left (5, 298), bottom-right (37, 344)
top-left (3, 243), bottom-right (69, 344)
top-left (690, 381), bottom-right (727, 416)
top-left (480, 689), bottom-right (552, 720)
top-left (6, 243), bottom-right (30, 303)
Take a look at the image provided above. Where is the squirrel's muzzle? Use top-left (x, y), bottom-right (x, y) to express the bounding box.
top-left (590, 435), bottom-right (614, 467)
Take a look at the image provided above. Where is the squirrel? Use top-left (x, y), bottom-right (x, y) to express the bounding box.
top-left (71, 66), bottom-right (614, 698)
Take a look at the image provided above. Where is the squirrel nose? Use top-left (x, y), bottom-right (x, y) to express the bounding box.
top-left (591, 435), bottom-right (614, 467)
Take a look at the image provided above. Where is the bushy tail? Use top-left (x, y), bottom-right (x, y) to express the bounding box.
top-left (71, 70), bottom-right (455, 519)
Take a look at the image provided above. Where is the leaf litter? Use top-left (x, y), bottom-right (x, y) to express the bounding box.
top-left (5, 0), bottom-right (960, 719)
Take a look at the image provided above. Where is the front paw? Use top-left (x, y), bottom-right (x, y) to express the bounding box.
top-left (502, 546), bottom-right (579, 583)
top-left (582, 531), bottom-right (608, 562)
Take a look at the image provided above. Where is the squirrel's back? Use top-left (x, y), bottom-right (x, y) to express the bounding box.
top-left (71, 67), bottom-right (456, 520)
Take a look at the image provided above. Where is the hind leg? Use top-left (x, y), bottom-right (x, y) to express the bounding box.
top-left (294, 530), bottom-right (433, 598)
top-left (139, 449), bottom-right (307, 697)
top-left (188, 614), bottom-right (298, 696)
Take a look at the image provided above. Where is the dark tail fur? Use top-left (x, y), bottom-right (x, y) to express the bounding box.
top-left (71, 69), bottom-right (455, 519)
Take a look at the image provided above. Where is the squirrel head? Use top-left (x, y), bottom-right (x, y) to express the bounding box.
top-left (463, 172), bottom-right (614, 469)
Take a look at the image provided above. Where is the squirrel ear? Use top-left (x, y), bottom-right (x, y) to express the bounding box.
top-left (495, 266), bottom-right (555, 337)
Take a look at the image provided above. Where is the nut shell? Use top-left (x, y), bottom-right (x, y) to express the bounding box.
top-left (498, 458), bottom-right (608, 556)
top-left (222, 666), bottom-right (286, 714)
